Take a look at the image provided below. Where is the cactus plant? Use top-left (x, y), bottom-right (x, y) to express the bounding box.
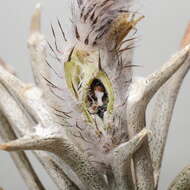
top-left (0, 1), bottom-right (190, 190)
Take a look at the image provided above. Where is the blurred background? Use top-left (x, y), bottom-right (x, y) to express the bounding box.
top-left (0, 0), bottom-right (189, 189)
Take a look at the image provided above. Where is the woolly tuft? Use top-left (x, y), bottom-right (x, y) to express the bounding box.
top-left (71, 0), bottom-right (138, 48)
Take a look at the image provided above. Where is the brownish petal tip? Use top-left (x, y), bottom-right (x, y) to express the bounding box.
top-left (181, 21), bottom-right (190, 48)
top-left (0, 144), bottom-right (9, 151)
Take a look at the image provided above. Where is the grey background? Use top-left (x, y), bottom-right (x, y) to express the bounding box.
top-left (0, 0), bottom-right (189, 189)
